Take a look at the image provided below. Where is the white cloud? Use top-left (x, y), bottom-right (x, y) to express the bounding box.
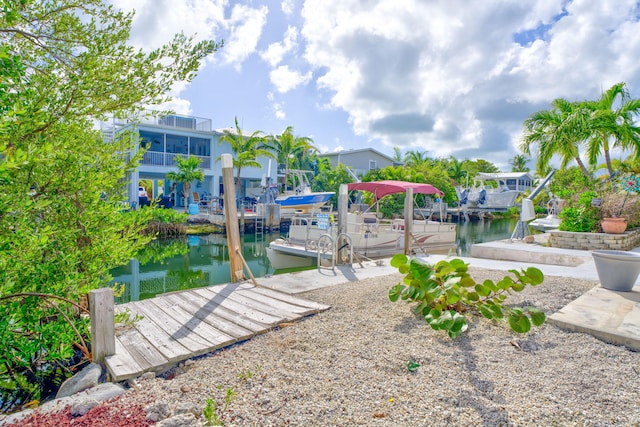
top-left (261, 26), bottom-right (299, 67)
top-left (221, 4), bottom-right (269, 69)
top-left (269, 65), bottom-right (312, 93)
top-left (281, 0), bottom-right (295, 16)
top-left (300, 0), bottom-right (640, 169)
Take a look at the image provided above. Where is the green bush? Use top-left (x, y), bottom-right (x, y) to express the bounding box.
top-left (558, 190), bottom-right (599, 232)
top-left (388, 255), bottom-right (545, 338)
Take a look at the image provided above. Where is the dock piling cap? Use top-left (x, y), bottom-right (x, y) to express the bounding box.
top-left (221, 153), bottom-right (233, 169)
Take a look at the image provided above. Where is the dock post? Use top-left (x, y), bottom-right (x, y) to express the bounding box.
top-left (404, 187), bottom-right (413, 255)
top-left (222, 154), bottom-right (245, 281)
top-left (89, 288), bottom-right (115, 365)
top-left (337, 184), bottom-right (349, 264)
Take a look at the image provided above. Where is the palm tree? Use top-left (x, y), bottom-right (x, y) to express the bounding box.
top-left (584, 82), bottom-right (640, 177)
top-left (166, 155), bottom-right (205, 213)
top-left (521, 98), bottom-right (592, 177)
top-left (403, 149), bottom-right (432, 167)
top-left (392, 146), bottom-right (404, 163)
top-left (509, 154), bottom-right (530, 172)
top-left (267, 126), bottom-right (317, 189)
top-left (219, 116), bottom-right (275, 200)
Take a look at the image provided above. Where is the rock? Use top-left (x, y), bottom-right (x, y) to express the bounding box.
top-left (56, 362), bottom-right (102, 399)
top-left (175, 402), bottom-right (201, 417)
top-left (146, 402), bottom-right (172, 422)
top-left (70, 398), bottom-right (100, 416)
top-left (523, 235), bottom-right (535, 244)
top-left (155, 413), bottom-right (197, 427)
top-left (141, 371), bottom-right (156, 380)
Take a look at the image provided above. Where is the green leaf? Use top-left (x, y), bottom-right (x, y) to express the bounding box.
top-left (466, 291), bottom-right (479, 302)
top-left (525, 267), bottom-right (544, 285)
top-left (475, 283), bottom-right (491, 297)
top-left (528, 308), bottom-right (546, 326)
top-left (390, 254), bottom-right (408, 268)
top-left (389, 284), bottom-right (401, 302)
top-left (508, 310), bottom-right (531, 333)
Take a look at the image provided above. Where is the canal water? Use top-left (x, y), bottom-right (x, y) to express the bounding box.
top-left (110, 218), bottom-right (520, 303)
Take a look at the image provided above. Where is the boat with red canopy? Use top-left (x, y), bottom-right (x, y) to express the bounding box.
top-left (266, 180), bottom-right (456, 269)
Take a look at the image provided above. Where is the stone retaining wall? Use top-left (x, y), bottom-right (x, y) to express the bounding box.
top-left (548, 228), bottom-right (640, 251)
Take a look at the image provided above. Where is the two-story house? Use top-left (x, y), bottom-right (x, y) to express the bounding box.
top-left (104, 114), bottom-right (270, 208)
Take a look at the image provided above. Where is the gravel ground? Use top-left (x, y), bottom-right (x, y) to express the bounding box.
top-left (106, 268), bottom-right (640, 426)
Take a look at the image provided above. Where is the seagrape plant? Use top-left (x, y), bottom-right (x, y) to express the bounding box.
top-left (389, 255), bottom-right (546, 338)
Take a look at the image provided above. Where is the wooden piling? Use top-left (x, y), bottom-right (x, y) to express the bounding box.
top-left (89, 288), bottom-right (115, 364)
top-left (222, 154), bottom-right (245, 282)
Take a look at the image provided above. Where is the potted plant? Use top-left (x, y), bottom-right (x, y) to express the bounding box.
top-left (599, 174), bottom-right (640, 234)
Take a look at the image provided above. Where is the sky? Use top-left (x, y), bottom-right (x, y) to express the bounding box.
top-left (107, 0), bottom-right (640, 171)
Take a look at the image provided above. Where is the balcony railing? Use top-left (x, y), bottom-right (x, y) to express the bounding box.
top-left (141, 152), bottom-right (211, 169)
top-left (102, 111), bottom-right (213, 133)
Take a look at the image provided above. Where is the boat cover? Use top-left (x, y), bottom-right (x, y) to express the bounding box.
top-left (347, 180), bottom-right (444, 200)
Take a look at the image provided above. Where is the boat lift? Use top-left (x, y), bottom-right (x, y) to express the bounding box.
top-left (510, 169), bottom-right (556, 240)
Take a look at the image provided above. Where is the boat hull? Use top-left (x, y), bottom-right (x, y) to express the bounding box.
top-left (274, 192), bottom-right (334, 211)
top-left (266, 214), bottom-right (457, 270)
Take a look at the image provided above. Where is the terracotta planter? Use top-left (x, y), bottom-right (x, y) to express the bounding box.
top-left (601, 217), bottom-right (627, 234)
top-left (592, 250), bottom-right (640, 291)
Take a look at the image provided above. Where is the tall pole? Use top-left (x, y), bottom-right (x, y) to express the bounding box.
top-left (222, 154), bottom-right (245, 281)
top-left (404, 187), bottom-right (413, 255)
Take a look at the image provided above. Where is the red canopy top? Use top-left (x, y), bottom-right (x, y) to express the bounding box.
top-left (347, 180), bottom-right (444, 200)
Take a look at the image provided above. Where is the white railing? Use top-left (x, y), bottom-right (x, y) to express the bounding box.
top-left (141, 152), bottom-right (211, 169)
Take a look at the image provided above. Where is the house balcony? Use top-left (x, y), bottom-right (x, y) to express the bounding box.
top-left (103, 112), bottom-right (213, 133)
top-left (141, 152), bottom-right (212, 169)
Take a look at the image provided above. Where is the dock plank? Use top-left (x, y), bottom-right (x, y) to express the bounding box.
top-left (205, 286), bottom-right (302, 320)
top-left (249, 286), bottom-right (330, 311)
top-left (167, 291), bottom-right (267, 336)
top-left (192, 286), bottom-right (286, 325)
top-left (150, 296), bottom-right (237, 351)
top-left (106, 283), bottom-right (331, 381)
top-left (236, 286), bottom-right (329, 316)
top-left (123, 302), bottom-right (192, 361)
top-left (130, 300), bottom-right (215, 355)
top-left (105, 338), bottom-right (144, 381)
top-left (115, 327), bottom-right (170, 373)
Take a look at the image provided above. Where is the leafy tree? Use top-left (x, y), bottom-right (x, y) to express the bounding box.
top-left (311, 162), bottom-right (355, 208)
top-left (166, 155), bottom-right (205, 213)
top-left (509, 154), bottom-right (530, 172)
top-left (521, 98), bottom-right (593, 177)
top-left (267, 126), bottom-right (316, 189)
top-left (392, 146), bottom-right (404, 163)
top-left (219, 116), bottom-right (274, 200)
top-left (0, 0), bottom-right (218, 406)
top-left (461, 159), bottom-right (500, 178)
top-left (403, 149), bottom-right (433, 167)
top-left (584, 82), bottom-right (640, 178)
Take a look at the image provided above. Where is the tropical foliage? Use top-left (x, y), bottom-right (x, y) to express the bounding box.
top-left (166, 155), bottom-right (205, 213)
top-left (521, 82), bottom-right (640, 179)
top-left (389, 255), bottom-right (546, 338)
top-left (220, 116), bottom-right (274, 199)
top-left (0, 0), bottom-right (217, 408)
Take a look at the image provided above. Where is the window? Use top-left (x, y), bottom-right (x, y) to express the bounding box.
top-left (369, 160), bottom-right (377, 170)
top-left (139, 131), bottom-right (164, 152)
top-left (189, 136), bottom-right (211, 157)
top-left (166, 133), bottom-right (188, 154)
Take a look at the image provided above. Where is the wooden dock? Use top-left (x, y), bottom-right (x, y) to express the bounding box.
top-left (105, 282), bottom-right (330, 381)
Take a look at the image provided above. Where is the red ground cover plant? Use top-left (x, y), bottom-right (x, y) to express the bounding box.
top-left (4, 399), bottom-right (152, 427)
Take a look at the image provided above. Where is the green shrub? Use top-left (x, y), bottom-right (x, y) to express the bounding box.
top-left (558, 190), bottom-right (599, 232)
top-left (389, 255), bottom-right (545, 338)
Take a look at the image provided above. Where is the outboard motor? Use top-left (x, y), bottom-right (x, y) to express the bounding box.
top-left (477, 189), bottom-right (487, 205)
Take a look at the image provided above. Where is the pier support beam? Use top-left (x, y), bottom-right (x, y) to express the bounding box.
top-left (222, 154), bottom-right (245, 282)
top-left (90, 288), bottom-right (115, 365)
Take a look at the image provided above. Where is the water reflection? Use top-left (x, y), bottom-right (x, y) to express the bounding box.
top-left (110, 234), bottom-right (274, 303)
top-left (111, 218), bottom-right (523, 303)
top-left (456, 217), bottom-right (519, 256)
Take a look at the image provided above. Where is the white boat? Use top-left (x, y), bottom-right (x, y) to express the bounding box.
top-left (267, 180), bottom-right (457, 269)
top-left (272, 169), bottom-right (334, 212)
top-left (457, 172), bottom-right (533, 210)
top-left (529, 214), bottom-right (561, 232)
